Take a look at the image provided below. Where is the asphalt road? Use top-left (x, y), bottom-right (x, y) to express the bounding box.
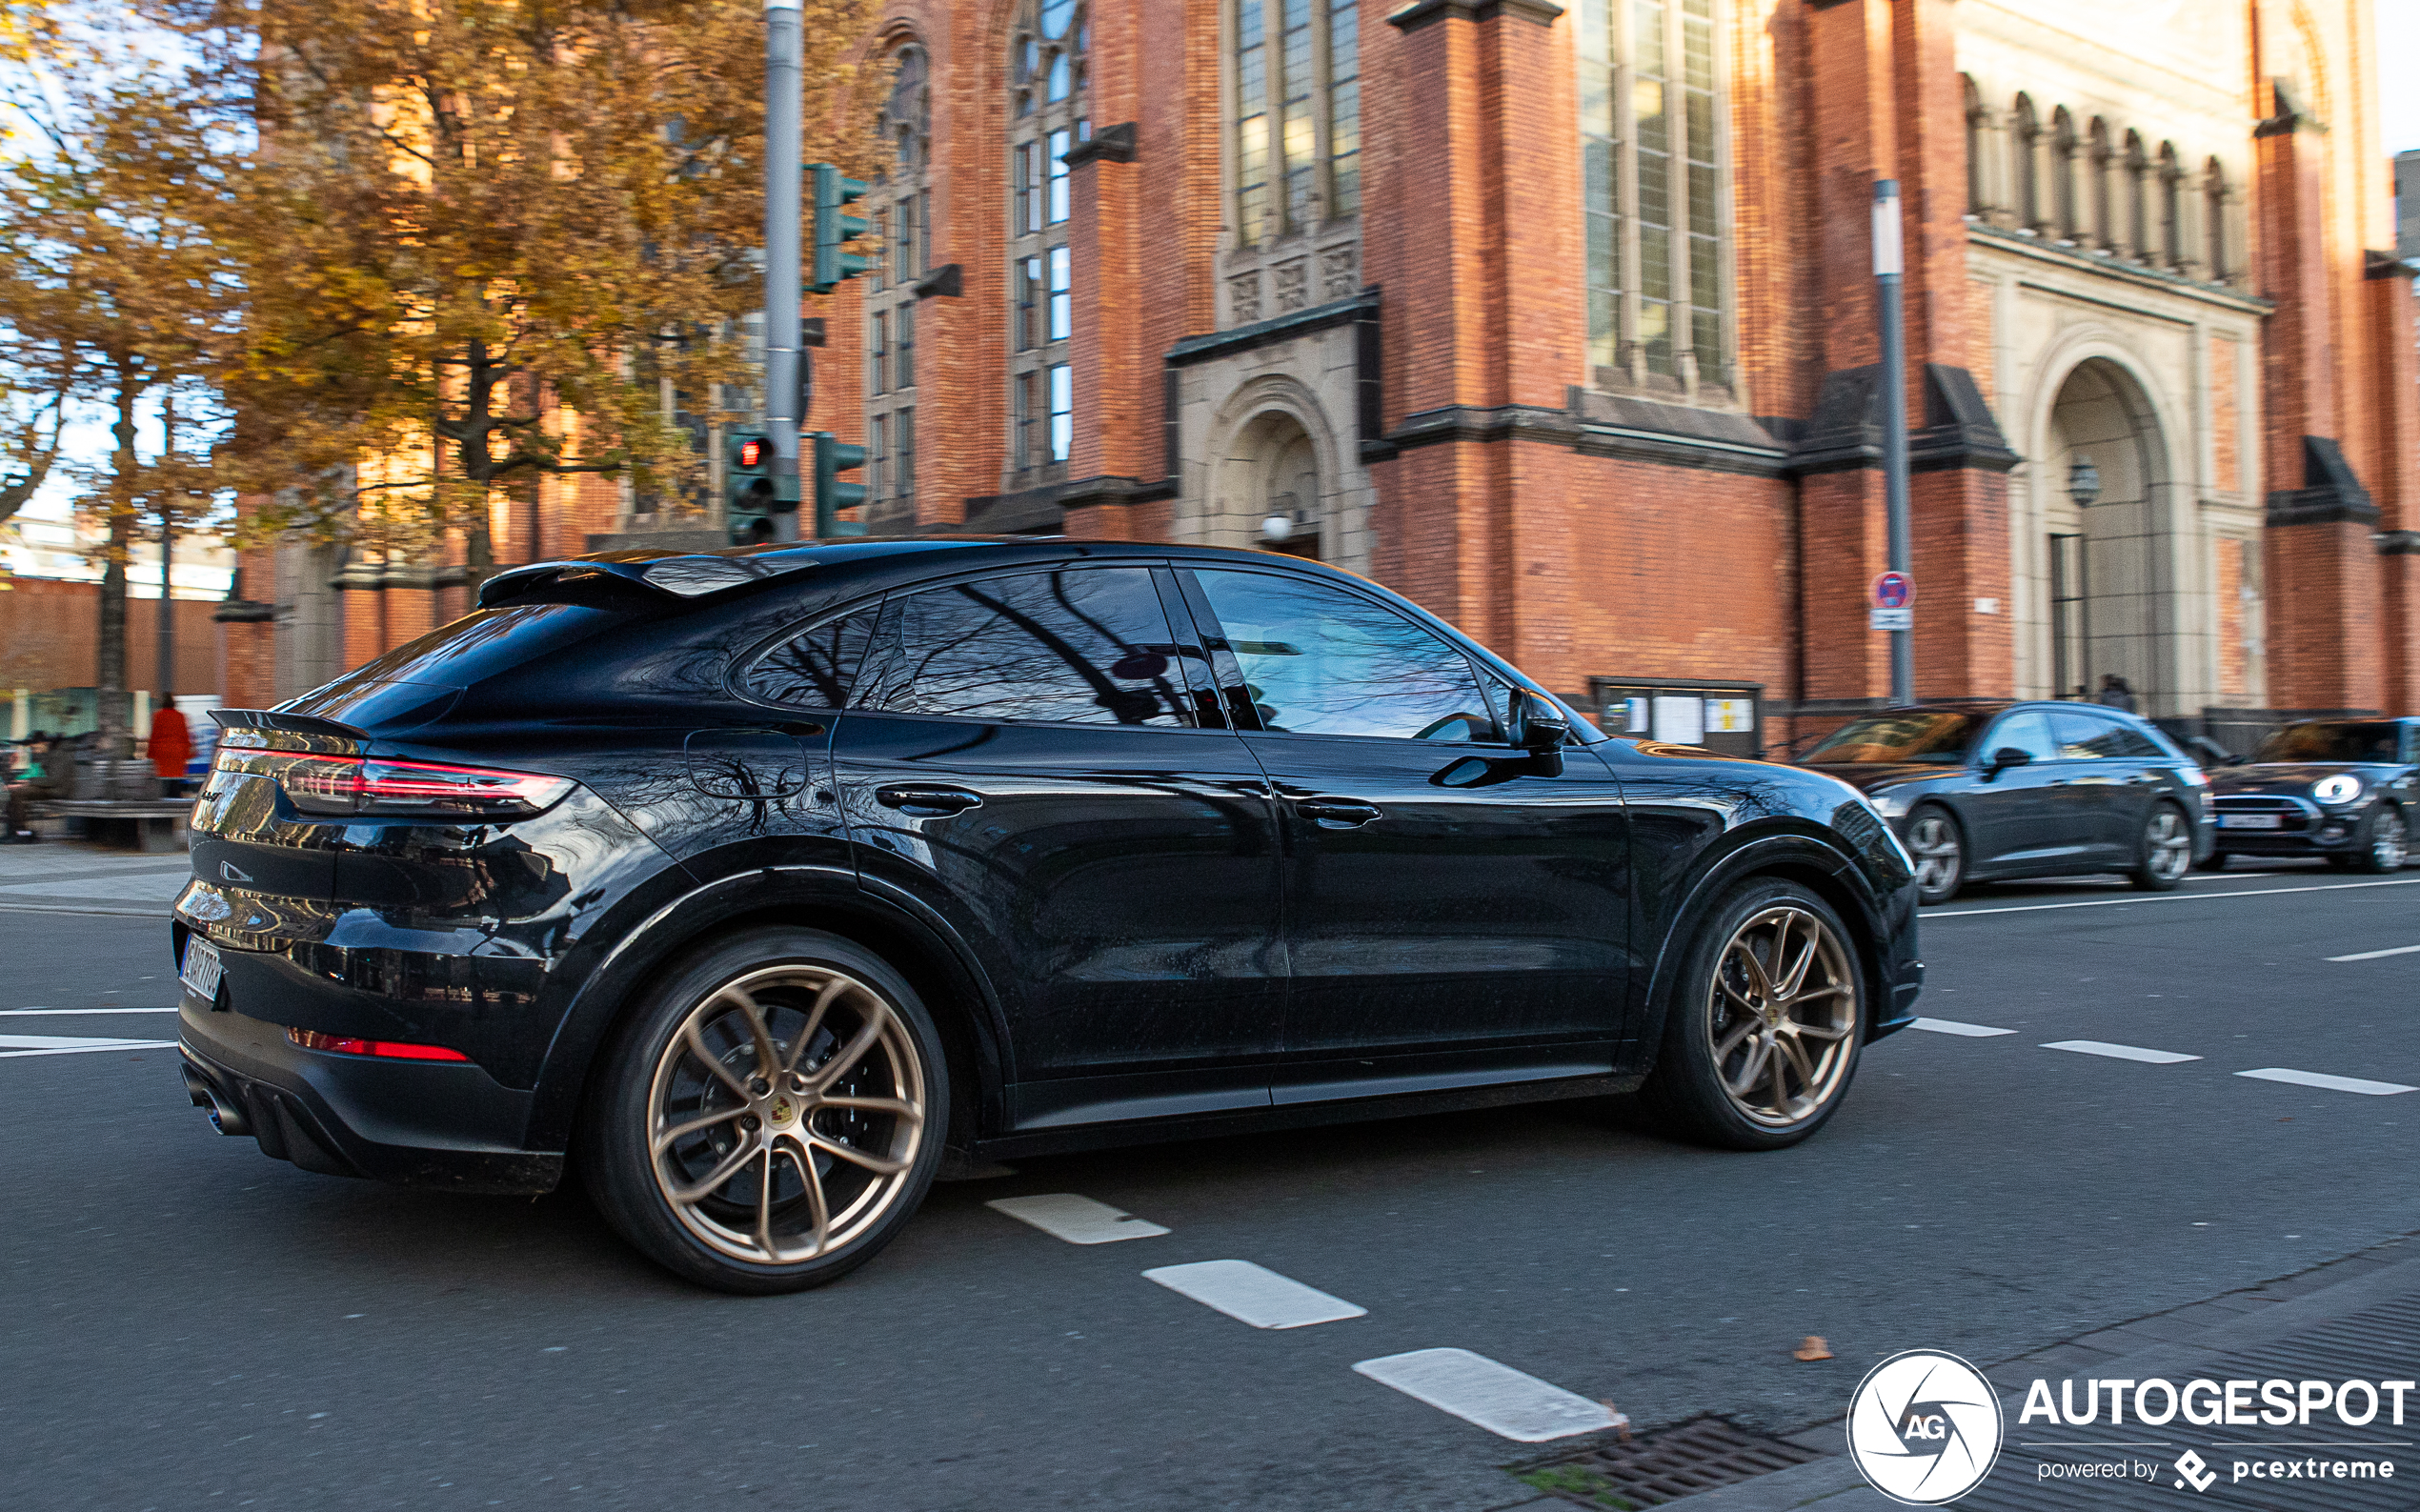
top-left (3, 860), bottom-right (2417, 1510)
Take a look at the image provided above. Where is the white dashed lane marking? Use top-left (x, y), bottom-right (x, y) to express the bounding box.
top-left (1925, 877), bottom-right (2420, 918)
top-left (0, 1007), bottom-right (179, 1016)
top-left (1142, 1260), bottom-right (1366, 1330)
top-left (2327, 944), bottom-right (2420, 962)
top-left (2236, 1069), bottom-right (2419, 1098)
top-left (1909, 1018), bottom-right (2015, 1037)
top-left (984, 1193), bottom-right (1170, 1244)
top-left (2040, 1040), bottom-right (2202, 1065)
top-left (0, 1035), bottom-right (174, 1058)
top-left (1354, 1348), bottom-right (1620, 1442)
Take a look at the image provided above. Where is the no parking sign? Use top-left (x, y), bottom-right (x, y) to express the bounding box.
top-left (1870, 572), bottom-right (1914, 631)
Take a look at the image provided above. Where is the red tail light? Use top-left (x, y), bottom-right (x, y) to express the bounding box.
top-left (288, 1028), bottom-right (471, 1061)
top-left (218, 750), bottom-right (574, 819)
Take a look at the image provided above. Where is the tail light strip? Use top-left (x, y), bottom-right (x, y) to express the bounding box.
top-left (288, 1028), bottom-right (471, 1062)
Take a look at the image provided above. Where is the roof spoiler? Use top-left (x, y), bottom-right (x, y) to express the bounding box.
top-left (478, 554), bottom-right (817, 608)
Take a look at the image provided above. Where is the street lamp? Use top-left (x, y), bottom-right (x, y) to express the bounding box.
top-left (2062, 456), bottom-right (2102, 700)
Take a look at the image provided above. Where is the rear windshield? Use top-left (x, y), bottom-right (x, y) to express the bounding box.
top-left (343, 603), bottom-right (625, 690)
top-left (1804, 711), bottom-right (1983, 765)
top-left (2252, 721), bottom-right (2406, 764)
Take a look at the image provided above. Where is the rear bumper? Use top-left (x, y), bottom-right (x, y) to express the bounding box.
top-left (177, 996), bottom-right (561, 1196)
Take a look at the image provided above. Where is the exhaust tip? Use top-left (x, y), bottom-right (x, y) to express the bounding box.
top-left (182, 1062), bottom-right (251, 1137)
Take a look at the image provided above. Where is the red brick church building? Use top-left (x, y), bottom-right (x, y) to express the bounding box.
top-left (225, 0), bottom-right (2418, 747)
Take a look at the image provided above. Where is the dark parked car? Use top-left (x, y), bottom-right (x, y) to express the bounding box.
top-left (175, 538), bottom-right (1921, 1292)
top-left (1798, 701), bottom-right (2212, 905)
top-left (2203, 718), bottom-right (2415, 873)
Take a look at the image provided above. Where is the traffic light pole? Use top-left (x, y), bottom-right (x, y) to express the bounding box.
top-left (1875, 178), bottom-right (1913, 708)
top-left (763, 0), bottom-right (804, 544)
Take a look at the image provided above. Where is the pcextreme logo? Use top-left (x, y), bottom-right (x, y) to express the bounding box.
top-left (1847, 1350), bottom-right (2006, 1505)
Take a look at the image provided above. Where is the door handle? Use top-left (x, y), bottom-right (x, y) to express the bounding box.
top-left (874, 785), bottom-right (983, 816)
top-left (1295, 797), bottom-right (1382, 828)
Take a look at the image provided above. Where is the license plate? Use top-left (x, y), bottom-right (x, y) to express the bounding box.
top-left (180, 937), bottom-right (224, 1001)
top-left (2220, 813), bottom-right (2285, 830)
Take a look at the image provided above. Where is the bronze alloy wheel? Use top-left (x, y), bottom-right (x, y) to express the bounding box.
top-left (646, 964), bottom-right (926, 1267)
top-left (1704, 904), bottom-right (1858, 1130)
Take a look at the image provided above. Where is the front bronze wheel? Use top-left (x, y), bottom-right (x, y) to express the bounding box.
top-left (585, 929), bottom-right (946, 1293)
top-left (1630, 879), bottom-right (1865, 1150)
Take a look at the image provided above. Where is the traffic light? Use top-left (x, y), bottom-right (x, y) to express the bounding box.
top-left (810, 164), bottom-right (872, 293)
top-left (725, 431), bottom-right (781, 544)
top-left (811, 431), bottom-right (868, 537)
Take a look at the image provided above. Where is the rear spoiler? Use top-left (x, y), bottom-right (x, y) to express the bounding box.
top-left (210, 708), bottom-right (368, 751)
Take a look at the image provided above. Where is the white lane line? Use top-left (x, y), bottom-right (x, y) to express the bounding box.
top-left (2041, 1040), bottom-right (2203, 1065)
top-left (2237, 1068), bottom-right (2418, 1098)
top-left (0, 1039), bottom-right (174, 1058)
top-left (1354, 1348), bottom-right (1620, 1442)
top-left (1143, 1260), bottom-right (1367, 1330)
top-left (2327, 944), bottom-right (2420, 962)
top-left (1927, 877), bottom-right (2420, 918)
top-left (1910, 1018), bottom-right (2017, 1038)
top-left (0, 1007), bottom-right (179, 1017)
top-left (984, 1193), bottom-right (1170, 1244)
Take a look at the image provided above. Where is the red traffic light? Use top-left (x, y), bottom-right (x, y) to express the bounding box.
top-left (736, 437), bottom-right (767, 469)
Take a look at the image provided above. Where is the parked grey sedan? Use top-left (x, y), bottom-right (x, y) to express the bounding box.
top-left (1798, 701), bottom-right (2214, 905)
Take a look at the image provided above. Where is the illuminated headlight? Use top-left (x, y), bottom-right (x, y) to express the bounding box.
top-left (2312, 774), bottom-right (2364, 805)
top-left (1868, 790), bottom-right (1914, 819)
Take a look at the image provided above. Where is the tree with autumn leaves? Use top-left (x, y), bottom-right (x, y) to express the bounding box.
top-left (0, 0), bottom-right (883, 754)
top-left (177, 0), bottom-right (887, 578)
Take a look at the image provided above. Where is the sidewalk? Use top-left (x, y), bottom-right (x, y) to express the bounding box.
top-left (0, 837), bottom-right (192, 917)
top-left (1501, 1234), bottom-right (2420, 1510)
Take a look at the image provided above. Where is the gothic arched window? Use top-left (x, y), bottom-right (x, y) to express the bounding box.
top-left (1006, 0), bottom-right (1088, 485)
top-left (2011, 94), bottom-right (2040, 232)
top-left (1578, 0), bottom-right (1733, 398)
top-left (1233, 0), bottom-right (1360, 245)
top-left (864, 43), bottom-right (930, 525)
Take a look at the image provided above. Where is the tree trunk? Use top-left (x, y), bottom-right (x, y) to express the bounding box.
top-left (95, 368), bottom-right (138, 760)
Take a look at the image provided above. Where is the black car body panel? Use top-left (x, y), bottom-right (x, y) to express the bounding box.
top-left (2204, 720), bottom-right (2419, 858)
top-left (176, 538), bottom-right (1923, 1193)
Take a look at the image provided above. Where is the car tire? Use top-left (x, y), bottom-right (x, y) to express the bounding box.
top-left (580, 927), bottom-right (948, 1295)
top-left (1628, 878), bottom-right (1865, 1152)
top-left (2128, 802), bottom-right (2194, 892)
top-left (2348, 806), bottom-right (2410, 875)
top-left (1904, 805), bottom-right (1966, 906)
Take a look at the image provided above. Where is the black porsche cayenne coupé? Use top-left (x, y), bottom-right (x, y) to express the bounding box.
top-left (175, 538), bottom-right (1922, 1292)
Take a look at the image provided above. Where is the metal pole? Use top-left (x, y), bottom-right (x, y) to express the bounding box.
top-left (158, 394), bottom-right (175, 700)
top-left (1874, 178), bottom-right (1913, 707)
top-left (763, 0), bottom-right (803, 544)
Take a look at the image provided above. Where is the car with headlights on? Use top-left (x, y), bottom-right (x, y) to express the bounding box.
top-left (1797, 701), bottom-right (2211, 905)
top-left (2203, 718), bottom-right (2415, 873)
top-left (173, 537), bottom-right (1922, 1293)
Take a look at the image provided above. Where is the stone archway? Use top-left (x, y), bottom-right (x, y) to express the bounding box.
top-left (2035, 355), bottom-right (2179, 711)
top-left (1186, 376), bottom-right (1370, 571)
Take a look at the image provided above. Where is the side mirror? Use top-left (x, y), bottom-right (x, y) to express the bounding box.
top-left (1983, 746), bottom-right (2031, 778)
top-left (1513, 691), bottom-right (1571, 753)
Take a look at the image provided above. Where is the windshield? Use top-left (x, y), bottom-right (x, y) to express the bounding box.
top-left (1804, 711), bottom-right (1983, 766)
top-left (2251, 721), bottom-right (2405, 765)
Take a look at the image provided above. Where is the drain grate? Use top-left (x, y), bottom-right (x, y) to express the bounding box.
top-left (1518, 1416), bottom-right (1825, 1508)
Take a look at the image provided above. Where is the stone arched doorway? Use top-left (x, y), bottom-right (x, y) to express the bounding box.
top-left (2035, 356), bottom-right (2178, 711)
top-left (1206, 406), bottom-right (1354, 565)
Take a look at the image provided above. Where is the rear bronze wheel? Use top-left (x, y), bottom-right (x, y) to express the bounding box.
top-left (584, 929), bottom-right (945, 1293)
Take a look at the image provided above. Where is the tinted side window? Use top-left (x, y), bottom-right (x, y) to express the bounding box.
top-left (869, 567), bottom-right (1190, 726)
top-left (2050, 709), bottom-right (2159, 759)
top-left (1192, 569), bottom-right (1493, 740)
top-left (1985, 711), bottom-right (2060, 762)
top-left (744, 603), bottom-right (882, 709)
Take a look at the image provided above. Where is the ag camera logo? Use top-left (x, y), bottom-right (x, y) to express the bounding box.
top-left (1848, 1350), bottom-right (2005, 1504)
